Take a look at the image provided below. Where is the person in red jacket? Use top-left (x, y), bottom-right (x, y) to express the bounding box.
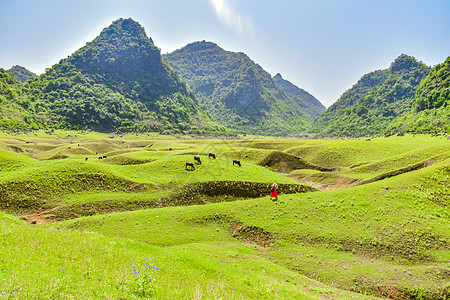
top-left (270, 183), bottom-right (278, 201)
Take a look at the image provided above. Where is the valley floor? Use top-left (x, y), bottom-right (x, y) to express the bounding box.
top-left (0, 130), bottom-right (448, 299)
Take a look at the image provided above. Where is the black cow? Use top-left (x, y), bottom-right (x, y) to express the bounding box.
top-left (233, 160), bottom-right (241, 167)
top-left (208, 153), bottom-right (216, 159)
top-left (185, 162), bottom-right (195, 170)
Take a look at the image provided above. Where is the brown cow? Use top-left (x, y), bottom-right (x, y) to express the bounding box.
top-left (185, 162), bottom-right (195, 170)
top-left (194, 156), bottom-right (202, 165)
top-left (233, 160), bottom-right (241, 166)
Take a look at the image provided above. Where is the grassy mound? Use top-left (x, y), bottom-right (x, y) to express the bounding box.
top-left (0, 148), bottom-right (34, 172)
top-left (58, 159), bottom-right (450, 298)
top-left (0, 160), bottom-right (152, 214)
top-left (259, 150), bottom-right (334, 173)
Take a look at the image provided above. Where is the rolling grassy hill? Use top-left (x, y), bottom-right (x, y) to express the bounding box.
top-left (0, 131), bottom-right (448, 299)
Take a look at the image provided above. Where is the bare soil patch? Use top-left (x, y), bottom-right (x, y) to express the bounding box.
top-left (229, 222), bottom-right (273, 247)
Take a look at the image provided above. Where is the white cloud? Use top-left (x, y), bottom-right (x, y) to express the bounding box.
top-left (208, 0), bottom-right (254, 35)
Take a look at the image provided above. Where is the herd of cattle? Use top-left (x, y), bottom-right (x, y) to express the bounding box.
top-left (83, 151), bottom-right (240, 170)
top-left (185, 153), bottom-right (241, 170)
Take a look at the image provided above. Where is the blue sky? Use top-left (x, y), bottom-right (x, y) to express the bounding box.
top-left (1, 0), bottom-right (449, 107)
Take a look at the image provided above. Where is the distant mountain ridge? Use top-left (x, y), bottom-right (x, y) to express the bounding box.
top-left (6, 65), bottom-right (36, 83)
top-left (272, 73), bottom-right (325, 118)
top-left (164, 41), bottom-right (316, 135)
top-left (312, 54), bottom-right (431, 137)
top-left (0, 68), bottom-right (33, 127)
top-left (1, 18), bottom-right (448, 136)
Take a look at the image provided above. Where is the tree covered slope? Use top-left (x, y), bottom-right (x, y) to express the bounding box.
top-left (312, 54), bottom-right (431, 137)
top-left (272, 73), bottom-right (325, 118)
top-left (0, 69), bottom-right (35, 128)
top-left (6, 65), bottom-right (36, 83)
top-left (14, 18), bottom-right (219, 133)
top-left (388, 56), bottom-right (450, 134)
top-left (164, 41), bottom-right (312, 135)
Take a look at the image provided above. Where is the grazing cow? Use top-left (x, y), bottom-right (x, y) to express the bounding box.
top-left (103, 155), bottom-right (107, 159)
top-left (233, 160), bottom-right (241, 167)
top-left (185, 162), bottom-right (195, 170)
top-left (208, 153), bottom-right (216, 159)
top-left (98, 157), bottom-right (103, 160)
top-left (85, 157), bottom-right (88, 161)
top-left (194, 156), bottom-right (202, 165)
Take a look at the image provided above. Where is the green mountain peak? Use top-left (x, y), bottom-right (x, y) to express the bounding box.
top-left (165, 41), bottom-right (315, 135)
top-left (272, 73), bottom-right (325, 118)
top-left (312, 54), bottom-right (431, 137)
top-left (389, 54), bottom-right (424, 73)
top-left (18, 18), bottom-right (217, 133)
top-left (6, 65), bottom-right (36, 83)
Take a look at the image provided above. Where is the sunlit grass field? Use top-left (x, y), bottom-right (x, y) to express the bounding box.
top-left (0, 130), bottom-right (448, 299)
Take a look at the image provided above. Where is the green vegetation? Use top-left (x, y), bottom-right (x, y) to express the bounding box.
top-left (164, 41), bottom-right (313, 136)
top-left (388, 56), bottom-right (450, 135)
top-left (313, 54), bottom-right (431, 137)
top-left (1, 19), bottom-right (221, 134)
top-left (0, 131), bottom-right (448, 299)
top-left (0, 68), bottom-right (35, 129)
top-left (6, 65), bottom-right (36, 83)
top-left (273, 73), bottom-right (325, 118)
top-left (2, 20), bottom-right (448, 138)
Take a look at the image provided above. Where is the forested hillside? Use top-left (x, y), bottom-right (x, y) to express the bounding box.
top-left (6, 65), bottom-right (36, 83)
top-left (312, 54), bottom-right (431, 137)
top-left (388, 56), bottom-right (450, 134)
top-left (0, 69), bottom-right (34, 129)
top-left (272, 73), bottom-right (325, 118)
top-left (13, 18), bottom-right (220, 133)
top-left (1, 18), bottom-right (447, 137)
top-left (164, 41), bottom-right (313, 135)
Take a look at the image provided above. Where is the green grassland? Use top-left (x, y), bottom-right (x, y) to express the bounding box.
top-left (0, 130), bottom-right (448, 299)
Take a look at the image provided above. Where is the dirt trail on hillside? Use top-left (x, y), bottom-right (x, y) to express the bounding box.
top-left (21, 206), bottom-right (61, 224)
top-left (290, 175), bottom-right (358, 191)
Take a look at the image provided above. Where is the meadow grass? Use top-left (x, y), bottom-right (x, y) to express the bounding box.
top-left (0, 131), bottom-right (448, 298)
top-left (57, 159), bottom-right (449, 298)
top-left (0, 212), bottom-right (376, 299)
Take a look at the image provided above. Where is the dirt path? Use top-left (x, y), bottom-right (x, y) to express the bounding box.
top-left (288, 174), bottom-right (358, 191)
top-left (21, 206), bottom-right (61, 224)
